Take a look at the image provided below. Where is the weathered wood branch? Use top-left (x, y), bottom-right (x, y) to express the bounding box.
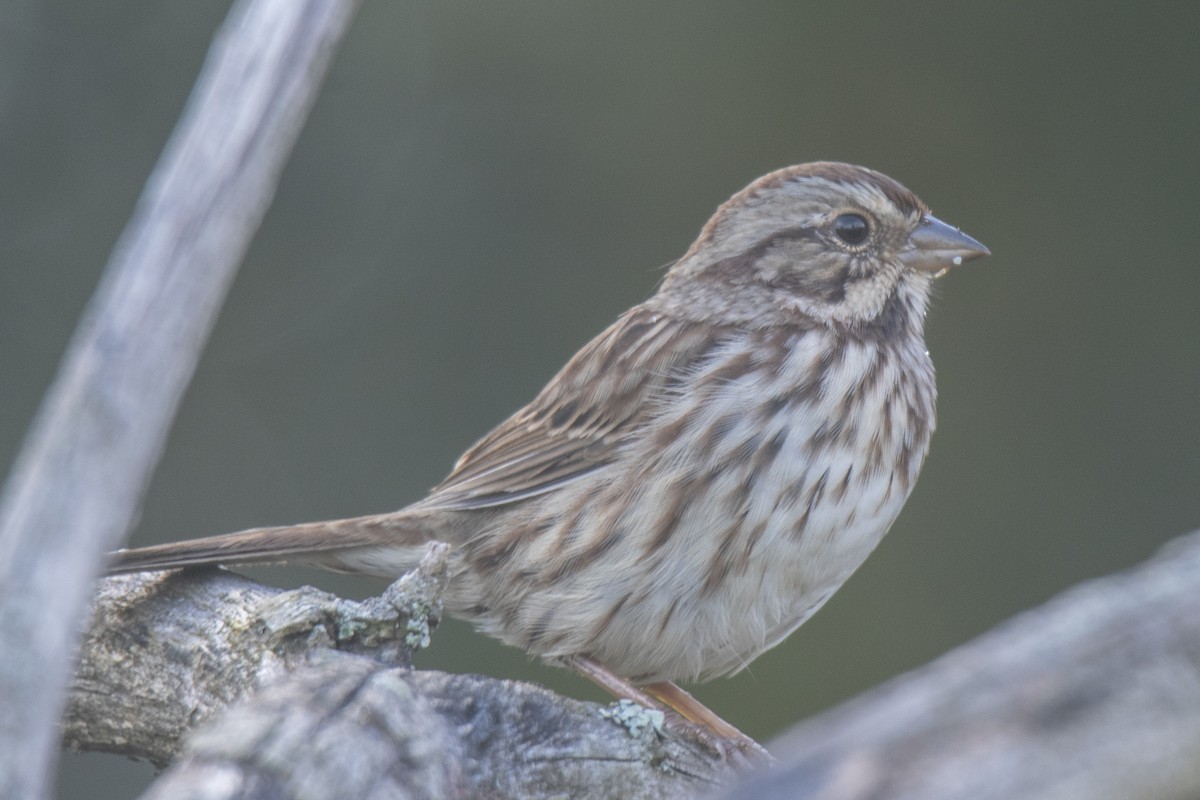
top-left (716, 530), bottom-right (1200, 800)
top-left (0, 2), bottom-right (362, 798)
top-left (66, 545), bottom-right (735, 799)
top-left (67, 544), bottom-right (452, 768)
top-left (67, 531), bottom-right (1200, 799)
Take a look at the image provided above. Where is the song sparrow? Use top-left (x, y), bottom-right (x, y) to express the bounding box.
top-left (109, 162), bottom-right (988, 751)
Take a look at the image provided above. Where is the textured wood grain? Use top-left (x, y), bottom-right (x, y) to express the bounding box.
top-left (66, 548), bottom-right (735, 799)
top-left (70, 532), bottom-right (1200, 799)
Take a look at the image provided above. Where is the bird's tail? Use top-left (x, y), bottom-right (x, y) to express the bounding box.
top-left (105, 512), bottom-right (433, 578)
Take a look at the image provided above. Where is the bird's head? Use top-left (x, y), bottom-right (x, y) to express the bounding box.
top-left (656, 162), bottom-right (989, 333)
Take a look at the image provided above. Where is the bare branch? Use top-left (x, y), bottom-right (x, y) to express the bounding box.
top-left (69, 532), bottom-right (1200, 798)
top-left (66, 548), bottom-right (734, 798)
top-left (0, 1), bottom-right (362, 797)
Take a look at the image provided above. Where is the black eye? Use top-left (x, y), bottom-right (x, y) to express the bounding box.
top-left (833, 213), bottom-right (870, 246)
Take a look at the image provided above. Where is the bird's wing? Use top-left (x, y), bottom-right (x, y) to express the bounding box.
top-left (413, 308), bottom-right (714, 511)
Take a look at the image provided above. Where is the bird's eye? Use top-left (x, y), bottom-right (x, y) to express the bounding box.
top-left (833, 213), bottom-right (870, 246)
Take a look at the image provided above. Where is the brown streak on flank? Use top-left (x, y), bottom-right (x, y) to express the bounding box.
top-left (863, 347), bottom-right (888, 396)
top-left (818, 335), bottom-right (848, 376)
top-left (864, 435), bottom-right (885, 477)
top-left (734, 428), bottom-right (786, 505)
top-left (758, 428), bottom-right (788, 470)
top-left (807, 469), bottom-right (830, 512)
top-left (836, 421), bottom-right (859, 450)
top-left (541, 520), bottom-right (625, 586)
top-left (524, 604), bottom-right (559, 649)
top-left (753, 328), bottom-right (794, 372)
top-left (777, 468), bottom-right (810, 513)
top-left (641, 469), bottom-right (713, 558)
top-left (757, 393), bottom-right (790, 423)
top-left (540, 630), bottom-right (571, 651)
top-left (740, 518), bottom-right (770, 566)
top-left (582, 520), bottom-right (625, 565)
top-left (545, 509), bottom-right (584, 561)
top-left (792, 504), bottom-right (812, 541)
top-left (650, 330), bottom-right (737, 449)
top-left (806, 417), bottom-right (843, 457)
top-left (702, 508), bottom-right (754, 596)
top-left (880, 393), bottom-right (895, 443)
top-left (787, 370), bottom-right (823, 406)
top-left (905, 395), bottom-right (927, 440)
top-left (701, 524), bottom-right (738, 596)
top-left (792, 345), bottom-right (830, 405)
top-left (874, 473), bottom-right (896, 516)
top-left (657, 597), bottom-right (682, 637)
top-left (729, 431), bottom-right (767, 469)
top-left (591, 592), bottom-right (631, 642)
top-left (642, 480), bottom-right (689, 559)
top-left (839, 383), bottom-right (858, 421)
top-left (695, 413), bottom-right (740, 459)
top-left (831, 465), bottom-right (854, 503)
top-left (473, 537), bottom-right (519, 574)
top-left (650, 412), bottom-right (690, 451)
top-left (547, 483), bottom-right (603, 558)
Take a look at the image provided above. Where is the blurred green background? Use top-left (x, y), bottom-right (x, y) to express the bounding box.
top-left (2, 0), bottom-right (1197, 796)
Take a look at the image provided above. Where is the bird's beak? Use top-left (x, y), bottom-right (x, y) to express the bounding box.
top-left (899, 214), bottom-right (990, 275)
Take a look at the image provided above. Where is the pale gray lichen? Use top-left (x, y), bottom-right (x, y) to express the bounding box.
top-left (403, 605), bottom-right (433, 650)
top-left (599, 699), bottom-right (666, 739)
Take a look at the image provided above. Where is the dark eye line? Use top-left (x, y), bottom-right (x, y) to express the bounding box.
top-left (743, 226), bottom-right (822, 259)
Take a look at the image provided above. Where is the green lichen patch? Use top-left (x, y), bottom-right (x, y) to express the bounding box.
top-left (599, 699), bottom-right (666, 739)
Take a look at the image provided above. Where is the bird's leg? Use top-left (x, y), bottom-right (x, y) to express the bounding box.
top-left (567, 655), bottom-right (770, 764)
top-left (642, 680), bottom-right (754, 743)
top-left (568, 654), bottom-right (667, 709)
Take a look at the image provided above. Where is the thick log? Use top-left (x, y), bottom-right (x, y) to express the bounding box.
top-left (65, 546), bottom-right (734, 799)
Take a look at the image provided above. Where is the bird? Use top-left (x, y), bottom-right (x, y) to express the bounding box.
top-left (108, 162), bottom-right (988, 755)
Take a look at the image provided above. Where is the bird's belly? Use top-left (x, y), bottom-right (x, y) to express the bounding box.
top-left (458, 431), bottom-right (922, 684)
top-left (589, 456), bottom-right (913, 683)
